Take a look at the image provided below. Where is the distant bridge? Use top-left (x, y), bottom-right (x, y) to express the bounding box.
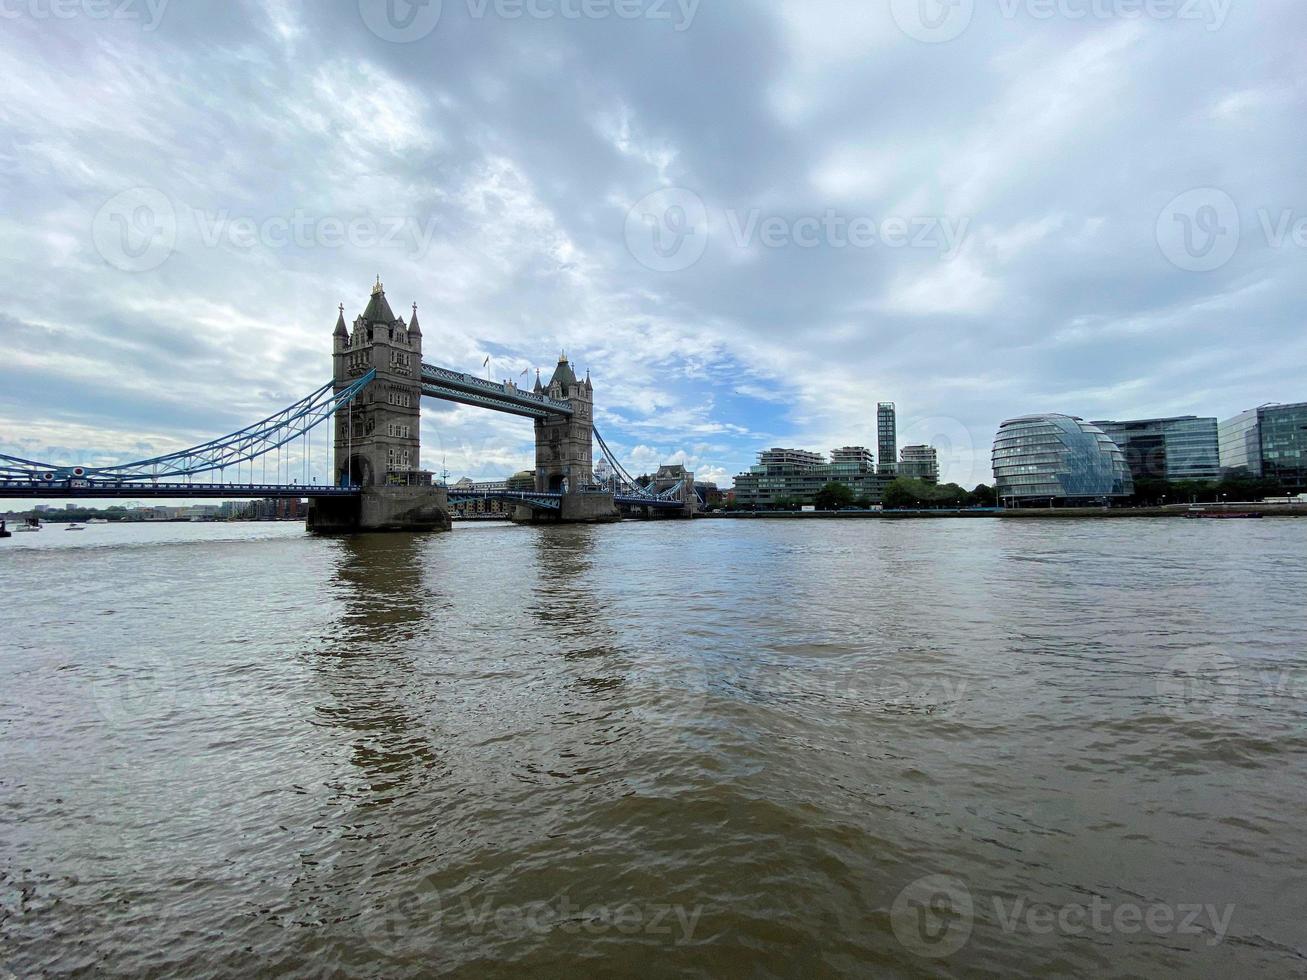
top-left (1, 279), bottom-right (700, 527)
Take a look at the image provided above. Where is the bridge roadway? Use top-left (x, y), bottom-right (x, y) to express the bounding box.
top-left (0, 480), bottom-right (686, 510)
top-left (0, 480), bottom-right (357, 500)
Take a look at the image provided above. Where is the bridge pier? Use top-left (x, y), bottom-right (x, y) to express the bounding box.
top-left (511, 490), bottom-right (620, 525)
top-left (308, 486), bottom-right (451, 534)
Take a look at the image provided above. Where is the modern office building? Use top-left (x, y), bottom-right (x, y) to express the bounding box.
top-left (877, 403), bottom-right (897, 475)
top-left (1219, 402), bottom-right (1307, 490)
top-left (1090, 416), bottom-right (1220, 482)
top-left (732, 446), bottom-right (887, 507)
top-left (991, 415), bottom-right (1134, 505)
top-left (898, 445), bottom-right (939, 483)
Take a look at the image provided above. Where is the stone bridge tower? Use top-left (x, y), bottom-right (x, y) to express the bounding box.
top-left (533, 354), bottom-right (594, 493)
top-left (332, 277), bottom-right (424, 489)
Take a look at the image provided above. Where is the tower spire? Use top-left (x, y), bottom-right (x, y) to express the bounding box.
top-left (333, 302), bottom-right (348, 337)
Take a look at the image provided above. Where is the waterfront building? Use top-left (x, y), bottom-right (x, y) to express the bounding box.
top-left (830, 446), bottom-right (875, 467)
top-left (1219, 402), bottom-right (1307, 490)
top-left (991, 415), bottom-right (1134, 505)
top-left (898, 445), bottom-right (939, 483)
top-left (877, 403), bottom-right (897, 475)
top-left (732, 446), bottom-right (887, 507)
top-left (1091, 416), bottom-right (1220, 483)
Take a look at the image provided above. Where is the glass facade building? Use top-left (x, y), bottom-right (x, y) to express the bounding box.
top-left (1219, 402), bottom-right (1307, 490)
top-left (877, 403), bottom-right (897, 475)
top-left (898, 445), bottom-right (939, 483)
top-left (991, 415), bottom-right (1134, 504)
top-left (1091, 416), bottom-right (1220, 482)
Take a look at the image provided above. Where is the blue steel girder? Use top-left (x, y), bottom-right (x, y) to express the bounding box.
top-left (447, 489), bottom-right (562, 511)
top-left (0, 371), bottom-right (377, 484)
top-left (420, 364), bottom-right (572, 418)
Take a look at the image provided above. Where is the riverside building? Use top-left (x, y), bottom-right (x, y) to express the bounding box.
top-left (877, 403), bottom-right (897, 475)
top-left (732, 446), bottom-right (887, 508)
top-left (1219, 402), bottom-right (1307, 491)
top-left (991, 415), bottom-right (1134, 505)
top-left (1091, 416), bottom-right (1220, 482)
top-left (898, 445), bottom-right (939, 483)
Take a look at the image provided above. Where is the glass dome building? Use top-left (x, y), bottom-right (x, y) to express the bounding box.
top-left (991, 415), bottom-right (1134, 505)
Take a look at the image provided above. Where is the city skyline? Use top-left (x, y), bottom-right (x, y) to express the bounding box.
top-left (2, 4), bottom-right (1305, 493)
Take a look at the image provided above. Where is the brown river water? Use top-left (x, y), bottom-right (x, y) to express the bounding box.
top-left (1, 518), bottom-right (1305, 977)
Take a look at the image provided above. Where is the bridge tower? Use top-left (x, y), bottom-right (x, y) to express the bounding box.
top-left (311, 278), bottom-right (449, 533)
top-left (533, 354), bottom-right (594, 493)
top-left (332, 277), bottom-right (424, 489)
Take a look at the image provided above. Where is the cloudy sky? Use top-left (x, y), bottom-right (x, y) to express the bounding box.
top-left (1, 0), bottom-right (1304, 491)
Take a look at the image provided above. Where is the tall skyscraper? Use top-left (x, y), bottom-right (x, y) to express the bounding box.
top-left (877, 402), bottom-right (897, 475)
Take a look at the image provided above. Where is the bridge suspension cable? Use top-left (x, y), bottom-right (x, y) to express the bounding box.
top-left (591, 425), bottom-right (658, 499)
top-left (0, 371), bottom-right (375, 484)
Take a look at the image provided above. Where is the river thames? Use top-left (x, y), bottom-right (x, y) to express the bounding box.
top-left (1, 519), bottom-right (1304, 977)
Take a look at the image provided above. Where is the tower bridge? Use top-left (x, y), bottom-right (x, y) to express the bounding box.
top-left (0, 278), bottom-right (699, 531)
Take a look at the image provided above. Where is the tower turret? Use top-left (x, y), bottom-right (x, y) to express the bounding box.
top-left (535, 354), bottom-right (593, 493)
top-left (332, 278), bottom-right (423, 489)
